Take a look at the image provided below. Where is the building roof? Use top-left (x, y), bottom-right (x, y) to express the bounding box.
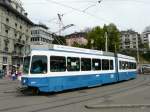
top-left (34, 24), bottom-right (49, 30)
top-left (66, 32), bottom-right (87, 39)
top-left (121, 30), bottom-right (138, 35)
top-left (0, 0), bottom-right (34, 25)
top-left (143, 26), bottom-right (150, 33)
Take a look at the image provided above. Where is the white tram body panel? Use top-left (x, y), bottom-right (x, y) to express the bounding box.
top-left (21, 45), bottom-right (137, 92)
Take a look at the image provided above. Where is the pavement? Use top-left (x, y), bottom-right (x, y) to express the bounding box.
top-left (0, 74), bottom-right (150, 112)
top-left (85, 80), bottom-right (150, 112)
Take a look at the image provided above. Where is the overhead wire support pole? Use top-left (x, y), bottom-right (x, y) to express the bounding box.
top-left (136, 36), bottom-right (140, 64)
top-left (57, 13), bottom-right (64, 36)
top-left (105, 32), bottom-right (108, 52)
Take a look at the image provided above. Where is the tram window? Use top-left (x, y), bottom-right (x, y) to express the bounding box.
top-left (50, 56), bottom-right (66, 72)
top-left (92, 59), bottom-right (101, 70)
top-left (130, 62), bottom-right (133, 69)
top-left (133, 63), bottom-right (136, 69)
top-left (122, 61), bottom-right (126, 70)
top-left (81, 58), bottom-right (91, 71)
top-left (128, 62), bottom-right (132, 69)
top-left (102, 59), bottom-right (109, 70)
top-left (67, 57), bottom-right (80, 71)
top-left (119, 61), bottom-right (122, 70)
top-left (110, 60), bottom-right (114, 70)
top-left (125, 61), bottom-right (128, 69)
top-left (30, 55), bottom-right (47, 74)
top-left (23, 56), bottom-right (30, 74)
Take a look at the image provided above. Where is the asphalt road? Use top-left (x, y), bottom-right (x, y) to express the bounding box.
top-left (0, 74), bottom-right (150, 112)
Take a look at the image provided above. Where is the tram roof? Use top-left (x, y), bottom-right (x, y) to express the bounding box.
top-left (30, 44), bottom-right (115, 57)
top-left (117, 54), bottom-right (135, 60)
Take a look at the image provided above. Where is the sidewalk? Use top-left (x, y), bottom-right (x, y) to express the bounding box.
top-left (0, 77), bottom-right (20, 85)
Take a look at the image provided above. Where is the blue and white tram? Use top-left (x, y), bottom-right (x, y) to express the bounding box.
top-left (21, 45), bottom-right (137, 93)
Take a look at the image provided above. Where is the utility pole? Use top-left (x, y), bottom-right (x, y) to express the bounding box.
top-left (91, 39), bottom-right (94, 49)
top-left (105, 32), bottom-right (108, 52)
top-left (136, 36), bottom-right (140, 64)
top-left (57, 13), bottom-right (64, 36)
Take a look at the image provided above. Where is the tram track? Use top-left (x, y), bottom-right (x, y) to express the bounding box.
top-left (0, 75), bottom-right (150, 112)
top-left (29, 76), bottom-right (150, 112)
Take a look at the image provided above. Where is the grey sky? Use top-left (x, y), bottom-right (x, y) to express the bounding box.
top-left (22, 0), bottom-right (150, 35)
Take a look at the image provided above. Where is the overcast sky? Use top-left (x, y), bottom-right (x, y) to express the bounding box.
top-left (21, 0), bottom-right (150, 35)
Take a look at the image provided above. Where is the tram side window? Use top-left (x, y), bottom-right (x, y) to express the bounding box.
top-left (50, 56), bottom-right (66, 72)
top-left (133, 63), bottom-right (137, 69)
top-left (119, 61), bottom-right (122, 70)
top-left (122, 61), bottom-right (126, 70)
top-left (67, 57), bottom-right (80, 71)
top-left (92, 59), bottom-right (101, 70)
top-left (102, 59), bottom-right (109, 70)
top-left (128, 62), bottom-right (132, 69)
top-left (81, 58), bottom-right (91, 71)
top-left (125, 61), bottom-right (128, 69)
top-left (30, 55), bottom-right (47, 74)
top-left (110, 60), bottom-right (114, 70)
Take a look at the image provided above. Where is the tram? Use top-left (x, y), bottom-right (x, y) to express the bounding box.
top-left (21, 45), bottom-right (137, 93)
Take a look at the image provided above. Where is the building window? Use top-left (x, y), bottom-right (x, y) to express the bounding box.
top-left (30, 55), bottom-right (47, 74)
top-left (15, 33), bottom-right (17, 37)
top-left (6, 18), bottom-right (9, 23)
top-left (67, 57), bottom-right (80, 71)
top-left (20, 25), bottom-right (22, 29)
top-left (4, 40), bottom-right (9, 52)
top-left (5, 30), bottom-right (8, 34)
top-left (81, 58), bottom-right (91, 71)
top-left (92, 59), bottom-right (101, 70)
top-left (50, 56), bottom-right (66, 72)
top-left (15, 23), bottom-right (17, 27)
top-left (37, 37), bottom-right (39, 41)
top-left (3, 57), bottom-right (7, 64)
top-left (0, 38), bottom-right (1, 49)
top-left (102, 59), bottom-right (109, 70)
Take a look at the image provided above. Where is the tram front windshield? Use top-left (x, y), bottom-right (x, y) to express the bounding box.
top-left (30, 55), bottom-right (47, 74)
top-left (23, 56), bottom-right (30, 74)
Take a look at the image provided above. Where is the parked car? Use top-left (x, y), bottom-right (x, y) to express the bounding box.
top-left (139, 64), bottom-right (150, 74)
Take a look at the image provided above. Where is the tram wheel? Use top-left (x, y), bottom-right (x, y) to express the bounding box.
top-left (31, 88), bottom-right (40, 95)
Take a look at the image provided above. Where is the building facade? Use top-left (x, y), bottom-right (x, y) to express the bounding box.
top-left (31, 24), bottom-right (53, 45)
top-left (141, 26), bottom-right (150, 49)
top-left (0, 0), bottom-right (33, 72)
top-left (66, 32), bottom-right (88, 46)
top-left (120, 30), bottom-right (140, 49)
